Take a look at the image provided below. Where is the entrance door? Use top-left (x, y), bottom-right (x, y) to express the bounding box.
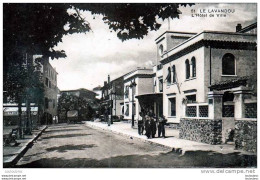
top-left (222, 91), bottom-right (235, 144)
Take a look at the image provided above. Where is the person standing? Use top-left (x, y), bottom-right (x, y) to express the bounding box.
top-left (150, 113), bottom-right (157, 138)
top-left (138, 112), bottom-right (144, 135)
top-left (145, 115), bottom-right (151, 139)
top-left (158, 115), bottom-right (166, 138)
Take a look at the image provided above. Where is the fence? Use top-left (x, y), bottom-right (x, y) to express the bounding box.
top-left (186, 103), bottom-right (209, 118)
top-left (245, 103), bottom-right (257, 118)
top-left (223, 105), bottom-right (234, 117)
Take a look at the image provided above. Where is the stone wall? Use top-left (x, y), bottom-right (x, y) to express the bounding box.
top-left (179, 118), bottom-right (222, 145)
top-left (235, 120), bottom-right (257, 153)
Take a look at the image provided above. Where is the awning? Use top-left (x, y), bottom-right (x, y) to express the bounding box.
top-left (135, 93), bottom-right (163, 113)
top-left (3, 107), bottom-right (38, 112)
top-left (3, 107), bottom-right (38, 116)
top-left (135, 92), bottom-right (162, 101)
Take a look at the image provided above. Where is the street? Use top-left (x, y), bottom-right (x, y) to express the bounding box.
top-left (16, 123), bottom-right (256, 168)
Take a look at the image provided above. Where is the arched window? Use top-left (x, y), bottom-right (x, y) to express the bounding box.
top-left (185, 59), bottom-right (190, 79)
top-left (124, 86), bottom-right (129, 98)
top-left (166, 67), bottom-right (171, 85)
top-left (222, 53), bottom-right (235, 75)
top-left (191, 57), bottom-right (196, 77)
top-left (172, 65), bottom-right (176, 83)
top-left (159, 44), bottom-right (164, 55)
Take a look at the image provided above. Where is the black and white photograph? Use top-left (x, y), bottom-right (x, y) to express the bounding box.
top-left (1, 1), bottom-right (258, 180)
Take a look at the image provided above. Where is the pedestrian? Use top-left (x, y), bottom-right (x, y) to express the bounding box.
top-left (144, 115), bottom-right (151, 139)
top-left (150, 113), bottom-right (157, 138)
top-left (158, 115), bottom-right (167, 138)
top-left (138, 112), bottom-right (144, 135)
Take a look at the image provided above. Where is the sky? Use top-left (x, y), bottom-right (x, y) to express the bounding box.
top-left (50, 3), bottom-right (257, 91)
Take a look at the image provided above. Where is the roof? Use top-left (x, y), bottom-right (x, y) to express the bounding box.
top-left (155, 31), bottom-right (197, 42)
top-left (93, 86), bottom-right (102, 91)
top-left (160, 30), bottom-right (257, 65)
top-left (124, 68), bottom-right (153, 80)
top-left (209, 76), bottom-right (249, 91)
top-left (135, 93), bottom-right (163, 103)
top-left (238, 22), bottom-right (257, 33)
top-left (136, 92), bottom-right (163, 97)
top-left (61, 88), bottom-right (97, 95)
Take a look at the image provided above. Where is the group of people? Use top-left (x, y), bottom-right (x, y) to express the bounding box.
top-left (137, 111), bottom-right (167, 139)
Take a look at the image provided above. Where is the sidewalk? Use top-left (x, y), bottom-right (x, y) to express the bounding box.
top-left (85, 121), bottom-right (256, 156)
top-left (3, 125), bottom-right (48, 168)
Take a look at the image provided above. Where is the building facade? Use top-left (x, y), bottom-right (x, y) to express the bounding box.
top-left (123, 68), bottom-right (154, 122)
top-left (156, 28), bottom-right (257, 125)
top-left (155, 22), bottom-right (257, 151)
top-left (100, 75), bottom-right (124, 119)
top-left (42, 58), bottom-right (59, 121)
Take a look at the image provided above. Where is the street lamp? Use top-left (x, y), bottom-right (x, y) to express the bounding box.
top-left (110, 88), bottom-right (115, 125)
top-left (129, 80), bottom-right (137, 128)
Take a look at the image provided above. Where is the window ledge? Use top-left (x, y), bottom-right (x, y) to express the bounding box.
top-left (168, 116), bottom-right (176, 118)
top-left (185, 77), bottom-right (196, 82)
top-left (221, 75), bottom-right (237, 77)
top-left (166, 82), bottom-right (177, 87)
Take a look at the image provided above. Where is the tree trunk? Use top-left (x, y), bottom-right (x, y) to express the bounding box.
top-left (25, 98), bottom-right (32, 134)
top-left (65, 110), bottom-right (68, 123)
top-left (18, 98), bottom-right (23, 139)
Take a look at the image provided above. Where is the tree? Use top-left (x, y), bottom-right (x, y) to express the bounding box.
top-left (4, 3), bottom-right (193, 65)
top-left (58, 93), bottom-right (95, 122)
top-left (4, 54), bottom-right (44, 137)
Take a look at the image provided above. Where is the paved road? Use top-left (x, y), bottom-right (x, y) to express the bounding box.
top-left (16, 123), bottom-right (256, 168)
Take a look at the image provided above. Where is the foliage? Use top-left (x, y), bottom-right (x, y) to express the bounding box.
top-left (4, 54), bottom-right (44, 106)
top-left (58, 93), bottom-right (95, 120)
top-left (75, 3), bottom-right (193, 40)
top-left (4, 3), bottom-right (193, 104)
top-left (4, 3), bottom-right (193, 63)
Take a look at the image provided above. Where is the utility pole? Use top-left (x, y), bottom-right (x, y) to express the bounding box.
top-left (130, 80), bottom-right (136, 128)
top-left (108, 75), bottom-right (111, 126)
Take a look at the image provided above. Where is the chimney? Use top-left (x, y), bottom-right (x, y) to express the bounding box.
top-left (104, 81), bottom-right (107, 86)
top-left (236, 24), bottom-right (242, 32)
top-left (108, 75), bottom-right (110, 84)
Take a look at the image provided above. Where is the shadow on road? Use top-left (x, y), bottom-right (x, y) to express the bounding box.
top-left (41, 133), bottom-right (92, 140)
top-left (15, 150), bottom-right (257, 168)
top-left (45, 128), bottom-right (84, 133)
top-left (45, 144), bottom-right (97, 153)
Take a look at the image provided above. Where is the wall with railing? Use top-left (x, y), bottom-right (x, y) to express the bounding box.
top-left (185, 103), bottom-right (209, 118)
top-left (180, 88), bottom-right (257, 150)
top-left (180, 103), bottom-right (223, 145)
top-left (245, 102), bottom-right (257, 118)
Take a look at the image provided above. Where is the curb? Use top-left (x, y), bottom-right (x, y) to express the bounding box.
top-left (85, 123), bottom-right (176, 152)
top-left (3, 126), bottom-right (48, 168)
top-left (85, 123), bottom-right (257, 156)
